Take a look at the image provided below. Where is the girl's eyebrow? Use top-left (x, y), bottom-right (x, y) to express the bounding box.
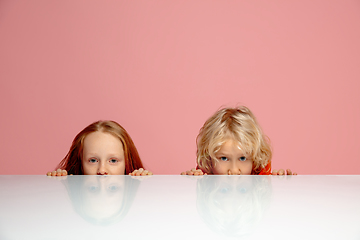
top-left (106, 154), bottom-right (123, 157)
top-left (85, 153), bottom-right (98, 156)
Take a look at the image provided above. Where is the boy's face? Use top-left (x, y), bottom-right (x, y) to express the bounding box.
top-left (82, 131), bottom-right (126, 175)
top-left (212, 138), bottom-right (253, 175)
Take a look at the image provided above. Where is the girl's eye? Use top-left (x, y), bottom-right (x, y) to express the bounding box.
top-left (220, 157), bottom-right (228, 161)
top-left (240, 156), bottom-right (246, 162)
top-left (108, 185), bottom-right (120, 192)
top-left (109, 159), bottom-right (118, 163)
top-left (88, 185), bottom-right (99, 192)
top-left (89, 158), bottom-right (97, 163)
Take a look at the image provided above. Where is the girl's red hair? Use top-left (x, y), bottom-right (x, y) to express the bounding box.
top-left (57, 121), bottom-right (143, 175)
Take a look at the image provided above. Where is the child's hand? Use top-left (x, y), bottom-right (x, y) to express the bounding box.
top-left (180, 168), bottom-right (207, 176)
top-left (129, 168), bottom-right (153, 176)
top-left (46, 169), bottom-right (68, 177)
top-left (272, 169), bottom-right (297, 175)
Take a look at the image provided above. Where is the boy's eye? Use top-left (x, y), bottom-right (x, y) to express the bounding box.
top-left (89, 158), bottom-right (97, 163)
top-left (237, 187), bottom-right (247, 193)
top-left (239, 156), bottom-right (246, 162)
top-left (219, 187), bottom-right (230, 193)
top-left (220, 157), bottom-right (228, 161)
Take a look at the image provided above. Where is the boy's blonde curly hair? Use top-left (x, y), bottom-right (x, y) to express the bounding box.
top-left (196, 106), bottom-right (272, 174)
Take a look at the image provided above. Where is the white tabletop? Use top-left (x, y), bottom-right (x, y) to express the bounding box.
top-left (0, 175), bottom-right (359, 240)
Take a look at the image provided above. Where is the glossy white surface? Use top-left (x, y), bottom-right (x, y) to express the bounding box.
top-left (0, 175), bottom-right (360, 240)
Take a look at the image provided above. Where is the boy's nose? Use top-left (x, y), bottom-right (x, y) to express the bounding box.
top-left (228, 163), bottom-right (241, 175)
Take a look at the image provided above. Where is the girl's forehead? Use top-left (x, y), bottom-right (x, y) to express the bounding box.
top-left (83, 131), bottom-right (122, 148)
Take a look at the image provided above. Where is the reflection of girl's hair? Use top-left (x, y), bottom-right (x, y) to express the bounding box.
top-left (62, 176), bottom-right (140, 226)
top-left (196, 176), bottom-right (272, 238)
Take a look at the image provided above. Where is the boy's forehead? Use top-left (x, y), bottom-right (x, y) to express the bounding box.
top-left (215, 137), bottom-right (244, 150)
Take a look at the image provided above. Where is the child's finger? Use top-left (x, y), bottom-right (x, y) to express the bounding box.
top-left (51, 171), bottom-right (57, 176)
top-left (272, 170), bottom-right (278, 175)
top-left (286, 169), bottom-right (292, 175)
top-left (46, 172), bottom-right (52, 176)
top-left (130, 170), bottom-right (138, 176)
top-left (278, 169), bottom-right (285, 175)
top-left (56, 169), bottom-right (62, 176)
top-left (140, 170), bottom-right (148, 176)
top-left (196, 170), bottom-right (203, 175)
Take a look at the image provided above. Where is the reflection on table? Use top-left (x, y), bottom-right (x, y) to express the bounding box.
top-left (63, 175), bottom-right (140, 225)
top-left (196, 176), bottom-right (271, 238)
top-left (0, 175), bottom-right (360, 240)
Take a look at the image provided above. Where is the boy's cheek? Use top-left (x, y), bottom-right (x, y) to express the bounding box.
top-left (212, 164), bottom-right (226, 175)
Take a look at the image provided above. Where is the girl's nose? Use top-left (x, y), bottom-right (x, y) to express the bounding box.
top-left (97, 163), bottom-right (108, 175)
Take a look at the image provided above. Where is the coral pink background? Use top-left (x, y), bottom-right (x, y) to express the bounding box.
top-left (1, 0), bottom-right (359, 175)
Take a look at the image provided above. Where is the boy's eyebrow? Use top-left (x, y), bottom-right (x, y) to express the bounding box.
top-left (215, 150), bottom-right (230, 155)
top-left (215, 151), bottom-right (247, 156)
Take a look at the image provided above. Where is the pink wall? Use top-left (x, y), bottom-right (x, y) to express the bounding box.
top-left (1, 0), bottom-right (359, 175)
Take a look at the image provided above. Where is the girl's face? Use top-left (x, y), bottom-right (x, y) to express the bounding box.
top-left (82, 131), bottom-right (126, 175)
top-left (212, 138), bottom-right (253, 175)
top-left (81, 176), bottom-right (125, 221)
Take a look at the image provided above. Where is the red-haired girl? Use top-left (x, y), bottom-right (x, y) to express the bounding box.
top-left (47, 120), bottom-right (151, 176)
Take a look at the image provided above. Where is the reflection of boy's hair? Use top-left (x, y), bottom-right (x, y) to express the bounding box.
top-left (63, 176), bottom-right (140, 226)
top-left (196, 176), bottom-right (272, 238)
